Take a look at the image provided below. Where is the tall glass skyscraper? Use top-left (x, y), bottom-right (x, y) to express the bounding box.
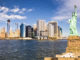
top-left (7, 19), bottom-right (10, 36)
top-left (20, 23), bottom-right (25, 37)
top-left (58, 26), bottom-right (62, 38)
top-left (26, 25), bottom-right (33, 37)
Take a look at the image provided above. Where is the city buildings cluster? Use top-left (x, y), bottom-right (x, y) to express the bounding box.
top-left (20, 20), bottom-right (62, 40)
top-left (0, 19), bottom-right (20, 39)
top-left (0, 19), bottom-right (62, 40)
top-left (37, 20), bottom-right (62, 40)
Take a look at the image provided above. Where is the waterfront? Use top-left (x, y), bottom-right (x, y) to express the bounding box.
top-left (0, 40), bottom-right (67, 60)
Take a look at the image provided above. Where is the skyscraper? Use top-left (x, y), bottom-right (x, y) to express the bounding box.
top-left (20, 23), bottom-right (26, 37)
top-left (33, 24), bottom-right (37, 37)
top-left (58, 26), bottom-right (62, 38)
top-left (33, 24), bottom-right (37, 30)
top-left (48, 21), bottom-right (58, 38)
top-left (7, 19), bottom-right (10, 37)
top-left (37, 20), bottom-right (47, 39)
top-left (25, 25), bottom-right (33, 38)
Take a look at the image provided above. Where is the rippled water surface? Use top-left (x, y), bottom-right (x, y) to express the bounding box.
top-left (0, 40), bottom-right (67, 60)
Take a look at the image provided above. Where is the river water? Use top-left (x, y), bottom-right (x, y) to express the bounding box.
top-left (0, 40), bottom-right (67, 60)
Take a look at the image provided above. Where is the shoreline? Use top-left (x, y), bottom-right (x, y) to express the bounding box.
top-left (0, 38), bottom-right (67, 40)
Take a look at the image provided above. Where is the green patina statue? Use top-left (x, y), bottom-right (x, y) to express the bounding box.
top-left (69, 5), bottom-right (78, 36)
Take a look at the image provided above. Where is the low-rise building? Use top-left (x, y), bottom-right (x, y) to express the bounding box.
top-left (0, 28), bottom-right (6, 38)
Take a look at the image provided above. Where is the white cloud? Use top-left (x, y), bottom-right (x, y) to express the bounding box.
top-left (52, 0), bottom-right (80, 21)
top-left (11, 8), bottom-right (20, 13)
top-left (22, 8), bottom-right (26, 11)
top-left (27, 9), bottom-right (33, 12)
top-left (0, 6), bottom-right (33, 21)
top-left (0, 6), bottom-right (33, 14)
top-left (0, 6), bottom-right (27, 20)
top-left (11, 7), bottom-right (27, 14)
top-left (19, 8), bottom-right (26, 14)
top-left (0, 13), bottom-right (27, 20)
top-left (52, 16), bottom-right (70, 21)
top-left (0, 6), bottom-right (9, 13)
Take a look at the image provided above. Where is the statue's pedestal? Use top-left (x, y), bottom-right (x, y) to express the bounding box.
top-left (66, 36), bottom-right (80, 53)
top-left (67, 36), bottom-right (80, 40)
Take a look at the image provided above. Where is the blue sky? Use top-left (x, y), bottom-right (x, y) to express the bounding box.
top-left (0, 0), bottom-right (80, 37)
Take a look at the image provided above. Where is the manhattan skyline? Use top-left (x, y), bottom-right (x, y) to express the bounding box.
top-left (0, 0), bottom-right (80, 37)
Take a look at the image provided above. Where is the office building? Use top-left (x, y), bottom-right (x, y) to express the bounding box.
top-left (33, 24), bottom-right (37, 36)
top-left (7, 29), bottom-right (20, 38)
top-left (9, 28), bottom-right (14, 38)
top-left (0, 27), bottom-right (6, 38)
top-left (15, 29), bottom-right (20, 38)
top-left (33, 24), bottom-right (37, 30)
top-left (20, 23), bottom-right (26, 37)
top-left (58, 26), bottom-right (62, 38)
top-left (48, 21), bottom-right (58, 38)
top-left (26, 25), bottom-right (33, 37)
top-left (37, 20), bottom-right (47, 39)
top-left (40, 30), bottom-right (48, 39)
top-left (7, 19), bottom-right (10, 37)
top-left (37, 20), bottom-right (47, 36)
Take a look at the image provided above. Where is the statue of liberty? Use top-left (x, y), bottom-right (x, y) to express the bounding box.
top-left (69, 5), bottom-right (78, 36)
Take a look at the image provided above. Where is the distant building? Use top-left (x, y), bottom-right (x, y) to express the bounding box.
top-left (20, 23), bottom-right (26, 37)
top-left (25, 25), bottom-right (33, 37)
top-left (15, 29), bottom-right (20, 38)
top-left (0, 27), bottom-right (6, 38)
top-left (33, 24), bottom-right (37, 37)
top-left (40, 31), bottom-right (48, 39)
top-left (6, 29), bottom-right (20, 38)
top-left (7, 19), bottom-right (10, 37)
top-left (37, 20), bottom-right (47, 36)
top-left (37, 20), bottom-right (47, 39)
top-left (9, 28), bottom-right (14, 38)
top-left (58, 26), bottom-right (62, 38)
top-left (33, 24), bottom-right (37, 30)
top-left (40, 31), bottom-right (48, 37)
top-left (48, 21), bottom-right (58, 38)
